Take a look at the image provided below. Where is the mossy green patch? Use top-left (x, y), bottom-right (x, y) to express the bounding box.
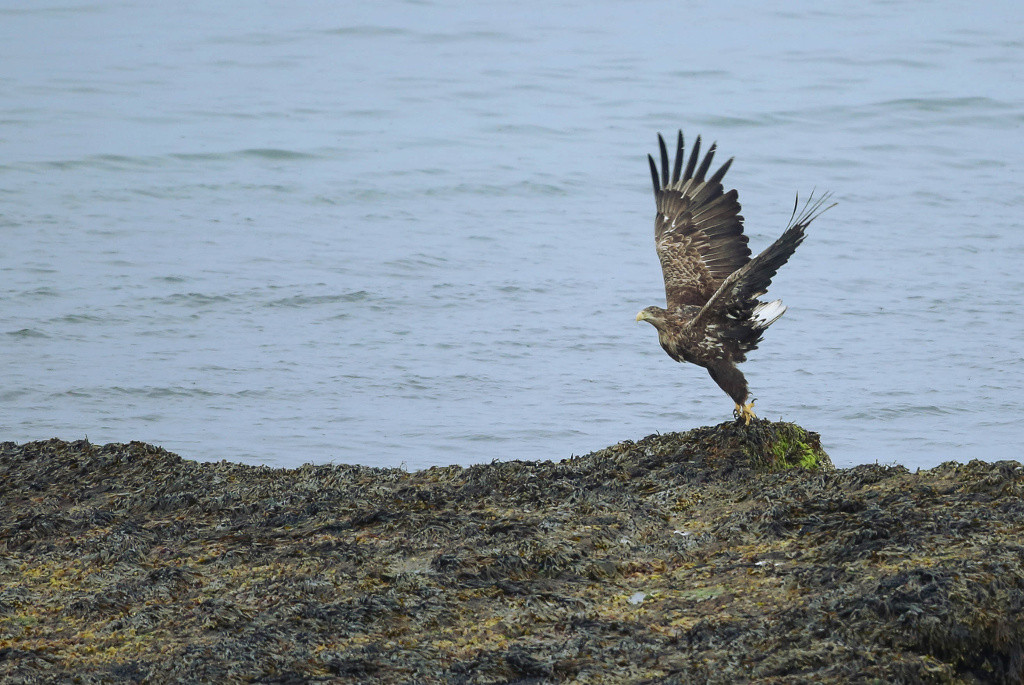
top-left (761, 421), bottom-right (830, 471)
top-left (649, 418), bottom-right (834, 473)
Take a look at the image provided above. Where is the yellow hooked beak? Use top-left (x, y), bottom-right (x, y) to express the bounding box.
top-left (635, 311), bottom-right (647, 322)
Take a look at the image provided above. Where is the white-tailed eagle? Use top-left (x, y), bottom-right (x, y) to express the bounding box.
top-left (636, 131), bottom-right (833, 424)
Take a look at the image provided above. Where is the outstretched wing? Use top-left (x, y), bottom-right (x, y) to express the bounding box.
top-left (691, 192), bottom-right (834, 360)
top-left (648, 131), bottom-right (748, 309)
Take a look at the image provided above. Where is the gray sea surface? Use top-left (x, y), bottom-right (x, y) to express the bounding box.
top-left (3, 1), bottom-right (1023, 469)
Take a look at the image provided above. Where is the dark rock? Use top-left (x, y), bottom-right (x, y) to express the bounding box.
top-left (0, 422), bottom-right (1021, 683)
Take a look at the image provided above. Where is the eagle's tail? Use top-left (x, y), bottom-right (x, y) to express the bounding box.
top-left (751, 299), bottom-right (787, 331)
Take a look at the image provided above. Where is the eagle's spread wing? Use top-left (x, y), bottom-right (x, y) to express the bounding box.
top-left (648, 131), bottom-right (748, 309)
top-left (691, 192), bottom-right (834, 360)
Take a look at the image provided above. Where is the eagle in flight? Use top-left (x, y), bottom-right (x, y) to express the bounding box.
top-left (635, 131), bottom-right (833, 424)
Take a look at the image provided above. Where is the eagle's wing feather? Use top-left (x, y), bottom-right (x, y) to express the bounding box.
top-left (650, 131), bottom-right (749, 309)
top-left (691, 192), bottom-right (834, 359)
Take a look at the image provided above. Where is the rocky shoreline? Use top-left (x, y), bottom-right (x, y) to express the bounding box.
top-left (1, 421), bottom-right (1022, 683)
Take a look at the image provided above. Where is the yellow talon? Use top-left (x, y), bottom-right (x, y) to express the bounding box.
top-left (734, 400), bottom-right (757, 425)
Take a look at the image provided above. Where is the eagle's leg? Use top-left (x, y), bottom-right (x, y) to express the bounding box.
top-left (708, 364), bottom-right (754, 424)
top-left (733, 400), bottom-right (757, 425)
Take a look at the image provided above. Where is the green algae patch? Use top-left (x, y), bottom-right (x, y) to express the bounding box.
top-left (602, 418), bottom-right (833, 474)
top-left (757, 420), bottom-right (831, 471)
top-left (1, 428), bottom-right (1022, 683)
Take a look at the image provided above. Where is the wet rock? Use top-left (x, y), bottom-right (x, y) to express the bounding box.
top-left (0, 422), bottom-right (1021, 683)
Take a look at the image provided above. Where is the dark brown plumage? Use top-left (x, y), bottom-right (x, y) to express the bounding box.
top-left (636, 131), bottom-right (833, 424)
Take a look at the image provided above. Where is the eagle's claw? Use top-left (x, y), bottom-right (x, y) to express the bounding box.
top-left (733, 400), bottom-right (757, 425)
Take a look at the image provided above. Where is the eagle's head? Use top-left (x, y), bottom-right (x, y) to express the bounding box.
top-left (635, 306), bottom-right (669, 329)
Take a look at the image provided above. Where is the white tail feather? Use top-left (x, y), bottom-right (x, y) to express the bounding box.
top-left (752, 299), bottom-right (787, 330)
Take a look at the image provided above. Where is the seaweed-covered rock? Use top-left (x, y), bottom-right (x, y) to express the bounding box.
top-left (0, 423), bottom-right (1021, 683)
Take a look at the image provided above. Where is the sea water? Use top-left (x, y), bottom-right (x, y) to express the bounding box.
top-left (3, 1), bottom-right (1023, 469)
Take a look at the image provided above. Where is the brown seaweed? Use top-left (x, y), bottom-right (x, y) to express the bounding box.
top-left (1, 422), bottom-right (1021, 683)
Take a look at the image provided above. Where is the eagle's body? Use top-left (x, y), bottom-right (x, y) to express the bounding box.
top-left (636, 131), bottom-right (832, 424)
